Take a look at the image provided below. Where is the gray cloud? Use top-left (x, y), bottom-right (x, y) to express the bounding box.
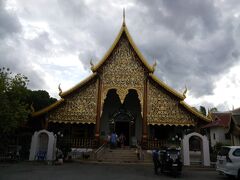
top-left (26, 32), bottom-right (53, 53)
top-left (0, 0), bottom-right (240, 109)
top-left (127, 0), bottom-right (240, 97)
top-left (0, 42), bottom-right (46, 89)
top-left (137, 0), bottom-right (220, 39)
top-left (0, 1), bottom-right (46, 90)
top-left (0, 0), bottom-right (21, 38)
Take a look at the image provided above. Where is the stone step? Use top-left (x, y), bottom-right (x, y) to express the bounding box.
top-left (96, 148), bottom-right (154, 164)
top-left (103, 156), bottom-right (138, 160)
top-left (103, 155), bottom-right (137, 158)
top-left (100, 148), bottom-right (138, 162)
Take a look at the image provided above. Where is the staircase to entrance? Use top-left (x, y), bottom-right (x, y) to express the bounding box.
top-left (96, 147), bottom-right (152, 164)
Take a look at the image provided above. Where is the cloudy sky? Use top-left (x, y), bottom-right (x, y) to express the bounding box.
top-left (1, 0), bottom-right (240, 112)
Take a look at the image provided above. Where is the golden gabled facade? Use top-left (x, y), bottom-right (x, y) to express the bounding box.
top-left (49, 75), bottom-right (98, 124)
top-left (147, 79), bottom-right (195, 126)
top-left (100, 34), bottom-right (145, 105)
top-left (32, 19), bottom-right (210, 148)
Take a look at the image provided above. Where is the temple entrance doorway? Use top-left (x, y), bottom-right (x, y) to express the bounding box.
top-left (115, 121), bottom-right (129, 146)
top-left (100, 89), bottom-right (142, 146)
top-left (122, 89), bottom-right (142, 146)
top-left (111, 107), bottom-right (135, 146)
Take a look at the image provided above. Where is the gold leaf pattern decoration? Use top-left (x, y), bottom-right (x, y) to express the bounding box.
top-left (48, 78), bottom-right (98, 124)
top-left (100, 34), bottom-right (146, 108)
top-left (147, 80), bottom-right (196, 126)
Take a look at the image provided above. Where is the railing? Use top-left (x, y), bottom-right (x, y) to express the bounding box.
top-left (94, 143), bottom-right (106, 160)
top-left (146, 139), bottom-right (168, 149)
top-left (60, 138), bottom-right (172, 150)
top-left (61, 137), bottom-right (97, 148)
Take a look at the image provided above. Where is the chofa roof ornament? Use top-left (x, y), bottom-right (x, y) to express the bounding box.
top-left (30, 103), bottom-right (35, 112)
top-left (90, 59), bottom-right (94, 71)
top-left (58, 83), bottom-right (62, 96)
top-left (152, 59), bottom-right (157, 73)
top-left (183, 85), bottom-right (187, 99)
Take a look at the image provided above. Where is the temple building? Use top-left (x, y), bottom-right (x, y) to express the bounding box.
top-left (32, 16), bottom-right (210, 149)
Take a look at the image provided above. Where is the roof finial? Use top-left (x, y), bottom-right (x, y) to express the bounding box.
top-left (123, 8), bottom-right (126, 25)
top-left (58, 83), bottom-right (62, 96)
top-left (90, 58), bottom-right (94, 70)
top-left (152, 58), bottom-right (157, 73)
top-left (183, 85), bottom-right (187, 98)
top-left (30, 103), bottom-right (35, 112)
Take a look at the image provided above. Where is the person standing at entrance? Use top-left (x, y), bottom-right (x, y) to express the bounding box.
top-left (119, 133), bottom-right (126, 148)
top-left (110, 132), bottom-right (117, 149)
top-left (152, 149), bottom-right (160, 175)
top-left (106, 133), bottom-right (111, 147)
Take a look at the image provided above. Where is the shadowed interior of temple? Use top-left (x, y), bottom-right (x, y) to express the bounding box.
top-left (100, 89), bottom-right (142, 146)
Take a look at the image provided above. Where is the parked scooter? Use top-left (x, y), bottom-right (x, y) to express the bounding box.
top-left (159, 148), bottom-right (182, 177)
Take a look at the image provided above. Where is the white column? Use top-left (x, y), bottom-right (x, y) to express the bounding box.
top-left (29, 131), bottom-right (39, 161)
top-left (46, 132), bottom-right (55, 161)
top-left (182, 135), bottom-right (190, 166)
top-left (202, 135), bottom-right (210, 166)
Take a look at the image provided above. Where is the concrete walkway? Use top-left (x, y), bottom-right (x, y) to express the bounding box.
top-left (0, 161), bottom-right (217, 180)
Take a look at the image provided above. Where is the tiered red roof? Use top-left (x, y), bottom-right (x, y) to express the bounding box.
top-left (203, 112), bottom-right (231, 128)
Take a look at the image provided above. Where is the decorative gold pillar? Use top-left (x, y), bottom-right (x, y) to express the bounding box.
top-left (142, 76), bottom-right (148, 142)
top-left (95, 76), bottom-right (102, 142)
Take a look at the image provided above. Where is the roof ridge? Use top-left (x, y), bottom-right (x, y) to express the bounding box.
top-left (149, 73), bottom-right (184, 100)
top-left (179, 101), bottom-right (211, 122)
top-left (60, 72), bottom-right (97, 97)
top-left (91, 22), bottom-right (153, 72)
top-left (32, 99), bottom-right (65, 117)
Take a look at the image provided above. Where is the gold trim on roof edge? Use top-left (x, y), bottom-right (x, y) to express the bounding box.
top-left (149, 73), bottom-right (185, 100)
top-left (60, 73), bottom-right (97, 97)
top-left (49, 120), bottom-right (95, 124)
top-left (92, 22), bottom-right (153, 72)
top-left (180, 101), bottom-right (211, 122)
top-left (147, 123), bottom-right (194, 126)
top-left (32, 99), bottom-right (65, 117)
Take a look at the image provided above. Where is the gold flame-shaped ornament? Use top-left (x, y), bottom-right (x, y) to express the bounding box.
top-left (183, 85), bottom-right (187, 98)
top-left (90, 59), bottom-right (94, 71)
top-left (58, 83), bottom-right (62, 96)
top-left (152, 60), bottom-right (157, 73)
top-left (30, 103), bottom-right (35, 112)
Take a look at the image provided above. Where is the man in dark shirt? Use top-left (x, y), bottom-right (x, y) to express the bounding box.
top-left (152, 149), bottom-right (160, 175)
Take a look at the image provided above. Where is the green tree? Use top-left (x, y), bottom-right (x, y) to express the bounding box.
top-left (0, 67), bottom-right (30, 133)
top-left (209, 107), bottom-right (218, 113)
top-left (26, 90), bottom-right (57, 111)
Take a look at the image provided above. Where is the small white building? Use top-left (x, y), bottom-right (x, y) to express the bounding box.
top-left (29, 129), bottom-right (56, 161)
top-left (203, 112), bottom-right (231, 147)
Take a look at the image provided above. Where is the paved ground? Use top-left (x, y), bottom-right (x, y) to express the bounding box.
top-left (0, 162), bottom-right (227, 180)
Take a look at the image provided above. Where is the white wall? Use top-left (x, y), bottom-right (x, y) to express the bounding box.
top-left (29, 130), bottom-right (56, 161)
top-left (210, 127), bottom-right (231, 147)
top-left (182, 132), bottom-right (210, 166)
top-left (233, 135), bottom-right (240, 145)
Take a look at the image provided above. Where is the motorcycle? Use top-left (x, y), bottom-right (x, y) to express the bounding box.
top-left (159, 148), bottom-right (182, 177)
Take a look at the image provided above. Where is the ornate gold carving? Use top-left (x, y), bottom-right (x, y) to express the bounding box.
top-left (30, 103), bottom-right (35, 112)
top-left (152, 60), bottom-right (157, 73)
top-left (48, 79), bottom-right (98, 124)
top-left (90, 59), bottom-right (94, 71)
top-left (58, 83), bottom-right (62, 96)
top-left (183, 85), bottom-right (187, 99)
top-left (147, 81), bottom-right (196, 126)
top-left (116, 89), bottom-right (129, 103)
top-left (100, 35), bottom-right (146, 109)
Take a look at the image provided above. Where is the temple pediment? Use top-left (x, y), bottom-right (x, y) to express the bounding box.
top-left (32, 19), bottom-right (210, 127)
